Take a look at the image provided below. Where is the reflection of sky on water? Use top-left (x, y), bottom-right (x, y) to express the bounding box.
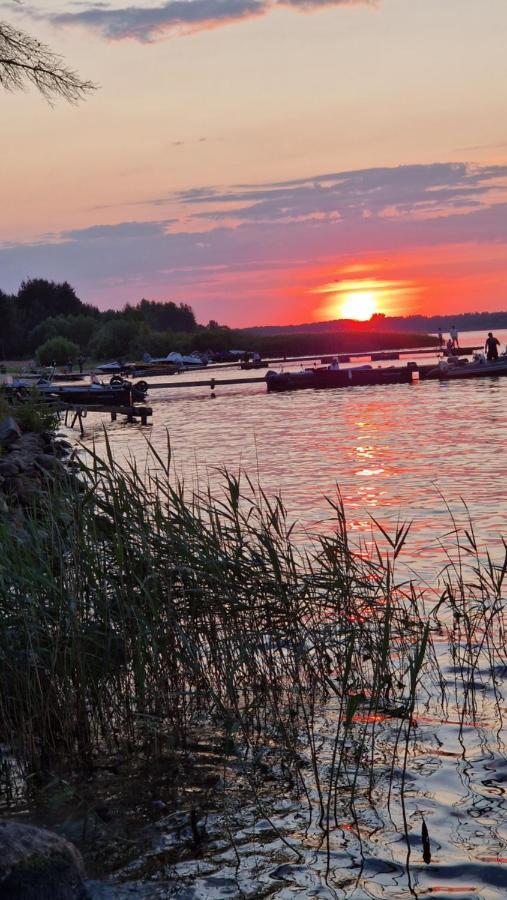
top-left (83, 356), bottom-right (507, 581)
top-left (78, 343), bottom-right (507, 897)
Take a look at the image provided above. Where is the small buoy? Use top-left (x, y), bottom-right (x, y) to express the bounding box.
top-left (210, 392), bottom-right (216, 399)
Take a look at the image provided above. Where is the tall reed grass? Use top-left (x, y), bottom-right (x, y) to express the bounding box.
top-left (0, 436), bottom-right (504, 830)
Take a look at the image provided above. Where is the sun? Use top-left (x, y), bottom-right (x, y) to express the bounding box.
top-left (338, 290), bottom-right (377, 321)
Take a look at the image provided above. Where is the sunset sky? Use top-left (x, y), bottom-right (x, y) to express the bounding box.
top-left (2, 0), bottom-right (507, 326)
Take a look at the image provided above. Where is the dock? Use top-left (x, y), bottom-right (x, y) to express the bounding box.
top-left (152, 376), bottom-right (268, 389)
top-left (134, 345), bottom-right (479, 379)
top-left (55, 402), bottom-right (153, 435)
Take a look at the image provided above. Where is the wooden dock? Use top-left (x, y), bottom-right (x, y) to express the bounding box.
top-left (144, 348), bottom-right (481, 392)
top-left (133, 344), bottom-right (480, 379)
top-left (55, 402), bottom-right (153, 434)
top-left (153, 376), bottom-right (267, 389)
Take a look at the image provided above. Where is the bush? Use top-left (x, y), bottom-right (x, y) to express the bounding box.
top-left (36, 336), bottom-right (80, 366)
top-left (90, 318), bottom-right (151, 360)
top-left (0, 388), bottom-right (59, 434)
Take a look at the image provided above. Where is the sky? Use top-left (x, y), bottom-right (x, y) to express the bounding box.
top-left (1, 0), bottom-right (507, 326)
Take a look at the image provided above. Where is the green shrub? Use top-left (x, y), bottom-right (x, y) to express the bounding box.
top-left (0, 388), bottom-right (59, 434)
top-left (36, 336), bottom-right (80, 366)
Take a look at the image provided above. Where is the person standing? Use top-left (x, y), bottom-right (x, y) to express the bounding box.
top-left (449, 325), bottom-right (459, 348)
top-left (437, 327), bottom-right (444, 348)
top-left (485, 332), bottom-right (500, 361)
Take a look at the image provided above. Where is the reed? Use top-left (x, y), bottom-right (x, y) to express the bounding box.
top-left (0, 436), bottom-right (504, 831)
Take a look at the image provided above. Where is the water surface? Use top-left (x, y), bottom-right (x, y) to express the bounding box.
top-left (82, 331), bottom-right (507, 898)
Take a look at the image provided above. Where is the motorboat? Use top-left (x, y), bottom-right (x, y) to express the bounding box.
top-left (426, 352), bottom-right (507, 381)
top-left (266, 362), bottom-right (420, 392)
top-left (12, 366), bottom-right (56, 387)
top-left (95, 361), bottom-right (136, 375)
top-left (11, 375), bottom-right (148, 406)
top-left (142, 352), bottom-right (207, 369)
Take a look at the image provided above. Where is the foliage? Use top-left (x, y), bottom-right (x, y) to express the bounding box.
top-left (17, 279), bottom-right (89, 333)
top-left (0, 441), bottom-right (426, 778)
top-left (137, 298), bottom-right (197, 332)
top-left (29, 314), bottom-right (99, 353)
top-left (36, 336), bottom-right (80, 366)
top-left (0, 277), bottom-right (439, 365)
top-left (90, 317), bottom-right (151, 360)
top-left (0, 436), bottom-right (504, 856)
top-left (0, 387), bottom-right (59, 433)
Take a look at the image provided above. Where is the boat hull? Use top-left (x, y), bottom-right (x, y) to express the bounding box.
top-left (41, 385), bottom-right (146, 405)
top-left (435, 360), bottom-right (507, 381)
top-left (266, 366), bottom-right (417, 392)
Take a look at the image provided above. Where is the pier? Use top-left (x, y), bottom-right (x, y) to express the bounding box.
top-left (57, 402), bottom-right (153, 435)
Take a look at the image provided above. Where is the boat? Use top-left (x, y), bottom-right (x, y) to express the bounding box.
top-left (142, 352), bottom-right (208, 370)
top-left (11, 376), bottom-right (148, 406)
top-left (240, 360), bottom-right (269, 370)
top-left (94, 361), bottom-right (137, 375)
top-left (425, 353), bottom-right (507, 382)
top-left (13, 366), bottom-right (56, 386)
top-left (266, 362), bottom-right (420, 392)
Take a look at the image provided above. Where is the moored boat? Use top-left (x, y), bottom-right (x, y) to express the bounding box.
top-left (42, 379), bottom-right (148, 405)
top-left (266, 362), bottom-right (420, 392)
top-left (10, 377), bottom-right (148, 406)
top-left (424, 354), bottom-right (507, 381)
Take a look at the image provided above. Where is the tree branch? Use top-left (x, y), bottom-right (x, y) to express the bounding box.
top-left (0, 21), bottom-right (96, 102)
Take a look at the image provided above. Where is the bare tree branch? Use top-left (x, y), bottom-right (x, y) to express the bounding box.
top-left (0, 21), bottom-right (96, 102)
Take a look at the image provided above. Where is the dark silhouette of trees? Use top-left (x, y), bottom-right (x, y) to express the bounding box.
top-left (0, 21), bottom-right (95, 101)
top-left (17, 279), bottom-right (90, 334)
top-left (137, 299), bottom-right (197, 332)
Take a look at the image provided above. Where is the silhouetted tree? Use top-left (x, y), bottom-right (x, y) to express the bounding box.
top-left (137, 299), bottom-right (197, 332)
top-left (0, 22), bottom-right (95, 101)
top-left (16, 279), bottom-right (87, 333)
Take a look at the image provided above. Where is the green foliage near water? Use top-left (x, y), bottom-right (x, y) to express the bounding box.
top-left (0, 388), bottom-right (60, 434)
top-left (36, 336), bottom-right (80, 366)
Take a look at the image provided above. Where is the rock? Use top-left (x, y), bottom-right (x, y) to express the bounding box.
top-left (34, 453), bottom-right (65, 474)
top-left (54, 440), bottom-right (73, 458)
top-left (0, 819), bottom-right (88, 899)
top-left (0, 417), bottom-right (21, 448)
top-left (15, 433), bottom-right (45, 454)
top-left (0, 459), bottom-right (20, 479)
top-left (8, 453), bottom-right (37, 476)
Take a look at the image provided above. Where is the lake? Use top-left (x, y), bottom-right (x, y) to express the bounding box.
top-left (82, 329), bottom-right (507, 898)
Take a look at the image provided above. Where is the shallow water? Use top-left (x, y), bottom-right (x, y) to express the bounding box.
top-left (80, 330), bottom-right (507, 898)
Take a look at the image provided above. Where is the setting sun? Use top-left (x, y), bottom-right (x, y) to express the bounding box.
top-left (338, 290), bottom-right (377, 321)
top-left (310, 273), bottom-right (422, 321)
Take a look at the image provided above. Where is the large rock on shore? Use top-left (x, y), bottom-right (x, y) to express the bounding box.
top-left (0, 416), bottom-right (21, 447)
top-left (0, 819), bottom-right (88, 900)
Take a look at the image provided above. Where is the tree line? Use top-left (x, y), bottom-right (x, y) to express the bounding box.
top-left (0, 279), bottom-right (208, 363)
top-left (0, 278), bottom-right (438, 365)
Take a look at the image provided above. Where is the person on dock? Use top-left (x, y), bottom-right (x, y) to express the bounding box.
top-left (446, 338), bottom-right (456, 356)
top-left (437, 328), bottom-right (444, 348)
top-left (329, 357), bottom-right (340, 371)
top-left (77, 355), bottom-right (85, 374)
top-left (450, 326), bottom-right (459, 348)
top-left (485, 332), bottom-right (500, 361)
